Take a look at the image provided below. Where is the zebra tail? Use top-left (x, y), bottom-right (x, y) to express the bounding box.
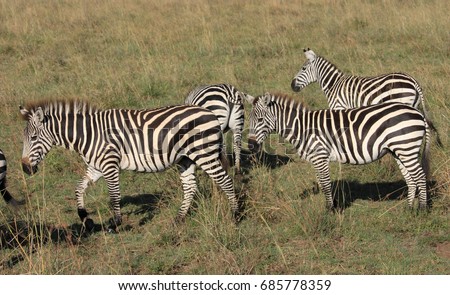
top-left (417, 82), bottom-right (443, 147)
top-left (426, 119), bottom-right (443, 148)
top-left (1, 186), bottom-right (20, 207)
top-left (219, 145), bottom-right (230, 173)
top-left (422, 118), bottom-right (431, 181)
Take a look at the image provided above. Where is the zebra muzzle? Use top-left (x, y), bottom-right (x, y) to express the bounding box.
top-left (291, 79), bottom-right (300, 92)
top-left (21, 158), bottom-right (38, 175)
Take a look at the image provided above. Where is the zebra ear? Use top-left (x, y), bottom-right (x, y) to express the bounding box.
top-left (19, 105), bottom-right (29, 117)
top-left (262, 92), bottom-right (272, 106)
top-left (304, 49), bottom-right (316, 62)
top-left (34, 107), bottom-right (45, 123)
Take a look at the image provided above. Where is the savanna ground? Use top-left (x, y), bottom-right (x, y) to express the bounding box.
top-left (0, 0), bottom-right (448, 274)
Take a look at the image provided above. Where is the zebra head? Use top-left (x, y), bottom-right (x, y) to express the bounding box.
top-left (247, 93), bottom-right (276, 153)
top-left (291, 48), bottom-right (318, 92)
top-left (19, 105), bottom-right (54, 175)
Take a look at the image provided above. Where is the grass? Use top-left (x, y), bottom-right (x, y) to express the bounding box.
top-left (0, 0), bottom-right (449, 274)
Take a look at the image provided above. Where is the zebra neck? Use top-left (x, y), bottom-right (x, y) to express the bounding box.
top-left (316, 58), bottom-right (343, 93)
top-left (275, 105), bottom-right (305, 148)
top-left (49, 113), bottom-right (92, 153)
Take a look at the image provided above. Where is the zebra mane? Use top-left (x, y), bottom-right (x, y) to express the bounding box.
top-left (20, 99), bottom-right (98, 120)
top-left (256, 92), bottom-right (309, 111)
top-left (315, 54), bottom-right (342, 74)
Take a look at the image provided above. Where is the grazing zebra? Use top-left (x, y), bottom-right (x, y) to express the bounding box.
top-left (0, 149), bottom-right (17, 206)
top-left (291, 48), bottom-right (441, 145)
top-left (185, 84), bottom-right (254, 172)
top-left (246, 93), bottom-right (430, 210)
top-left (20, 100), bottom-right (238, 232)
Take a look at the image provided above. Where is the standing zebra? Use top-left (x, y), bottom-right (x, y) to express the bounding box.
top-left (247, 93), bottom-right (430, 210)
top-left (0, 149), bottom-right (17, 206)
top-left (20, 100), bottom-right (239, 231)
top-left (291, 48), bottom-right (441, 145)
top-left (185, 84), bottom-right (253, 172)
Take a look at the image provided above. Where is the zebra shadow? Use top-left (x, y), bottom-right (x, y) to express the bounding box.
top-left (0, 219), bottom-right (106, 269)
top-left (121, 193), bottom-right (163, 226)
top-left (0, 194), bottom-right (162, 269)
top-left (229, 149), bottom-right (293, 175)
top-left (301, 179), bottom-right (439, 210)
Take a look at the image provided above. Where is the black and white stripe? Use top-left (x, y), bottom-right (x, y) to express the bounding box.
top-left (291, 48), bottom-right (425, 110)
top-left (20, 100), bottom-right (238, 231)
top-left (0, 149), bottom-right (16, 205)
top-left (291, 49), bottom-right (441, 145)
top-left (185, 84), bottom-right (253, 172)
top-left (247, 93), bottom-right (430, 210)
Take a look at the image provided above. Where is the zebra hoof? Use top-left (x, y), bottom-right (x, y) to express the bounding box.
top-left (83, 218), bottom-right (95, 232)
top-left (233, 212), bottom-right (243, 224)
top-left (108, 216), bottom-right (122, 233)
top-left (312, 182), bottom-right (320, 194)
top-left (174, 215), bottom-right (186, 225)
top-left (107, 227), bottom-right (118, 234)
top-left (418, 204), bottom-right (431, 213)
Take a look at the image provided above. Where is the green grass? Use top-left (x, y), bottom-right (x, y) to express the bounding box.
top-left (0, 0), bottom-right (449, 274)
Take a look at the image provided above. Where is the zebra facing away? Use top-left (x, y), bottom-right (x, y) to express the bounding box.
top-left (185, 84), bottom-right (254, 172)
top-left (246, 93), bottom-right (430, 210)
top-left (20, 100), bottom-right (239, 232)
top-left (291, 49), bottom-right (441, 144)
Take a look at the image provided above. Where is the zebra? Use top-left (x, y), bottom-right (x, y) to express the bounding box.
top-left (19, 100), bottom-right (239, 232)
top-left (246, 93), bottom-right (431, 210)
top-left (185, 83), bottom-right (254, 172)
top-left (1, 149), bottom-right (18, 206)
top-left (291, 48), bottom-right (441, 145)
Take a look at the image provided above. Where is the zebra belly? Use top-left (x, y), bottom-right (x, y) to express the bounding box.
top-left (120, 153), bottom-right (177, 172)
top-left (329, 147), bottom-right (388, 165)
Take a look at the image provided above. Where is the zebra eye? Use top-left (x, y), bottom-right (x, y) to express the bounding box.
top-left (31, 135), bottom-right (38, 141)
top-left (257, 117), bottom-right (265, 124)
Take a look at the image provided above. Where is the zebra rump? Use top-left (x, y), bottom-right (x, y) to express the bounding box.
top-left (247, 93), bottom-right (430, 210)
top-left (19, 100), bottom-right (238, 231)
top-left (185, 83), bottom-right (254, 172)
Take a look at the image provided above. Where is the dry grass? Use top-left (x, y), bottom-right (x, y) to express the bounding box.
top-left (0, 0), bottom-right (448, 274)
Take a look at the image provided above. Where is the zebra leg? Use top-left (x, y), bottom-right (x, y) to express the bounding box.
top-left (393, 158), bottom-right (417, 208)
top-left (103, 167), bottom-right (122, 232)
top-left (176, 159), bottom-right (197, 223)
top-left (394, 157), bottom-right (428, 210)
top-left (198, 158), bottom-right (239, 220)
top-left (312, 159), bottom-right (334, 210)
top-left (76, 166), bottom-right (103, 232)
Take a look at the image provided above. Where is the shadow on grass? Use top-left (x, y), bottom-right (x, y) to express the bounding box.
top-left (300, 179), bottom-right (439, 210)
top-left (121, 193), bottom-right (164, 226)
top-left (0, 219), bottom-right (104, 269)
top-left (0, 194), bottom-right (163, 269)
top-left (226, 149), bottom-right (292, 178)
top-left (0, 196), bottom-right (161, 269)
top-left (224, 149), bottom-right (292, 222)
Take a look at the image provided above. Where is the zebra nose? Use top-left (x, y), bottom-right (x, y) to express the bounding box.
top-left (291, 79), bottom-right (300, 92)
top-left (21, 158), bottom-right (38, 175)
top-left (248, 137), bottom-right (260, 153)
